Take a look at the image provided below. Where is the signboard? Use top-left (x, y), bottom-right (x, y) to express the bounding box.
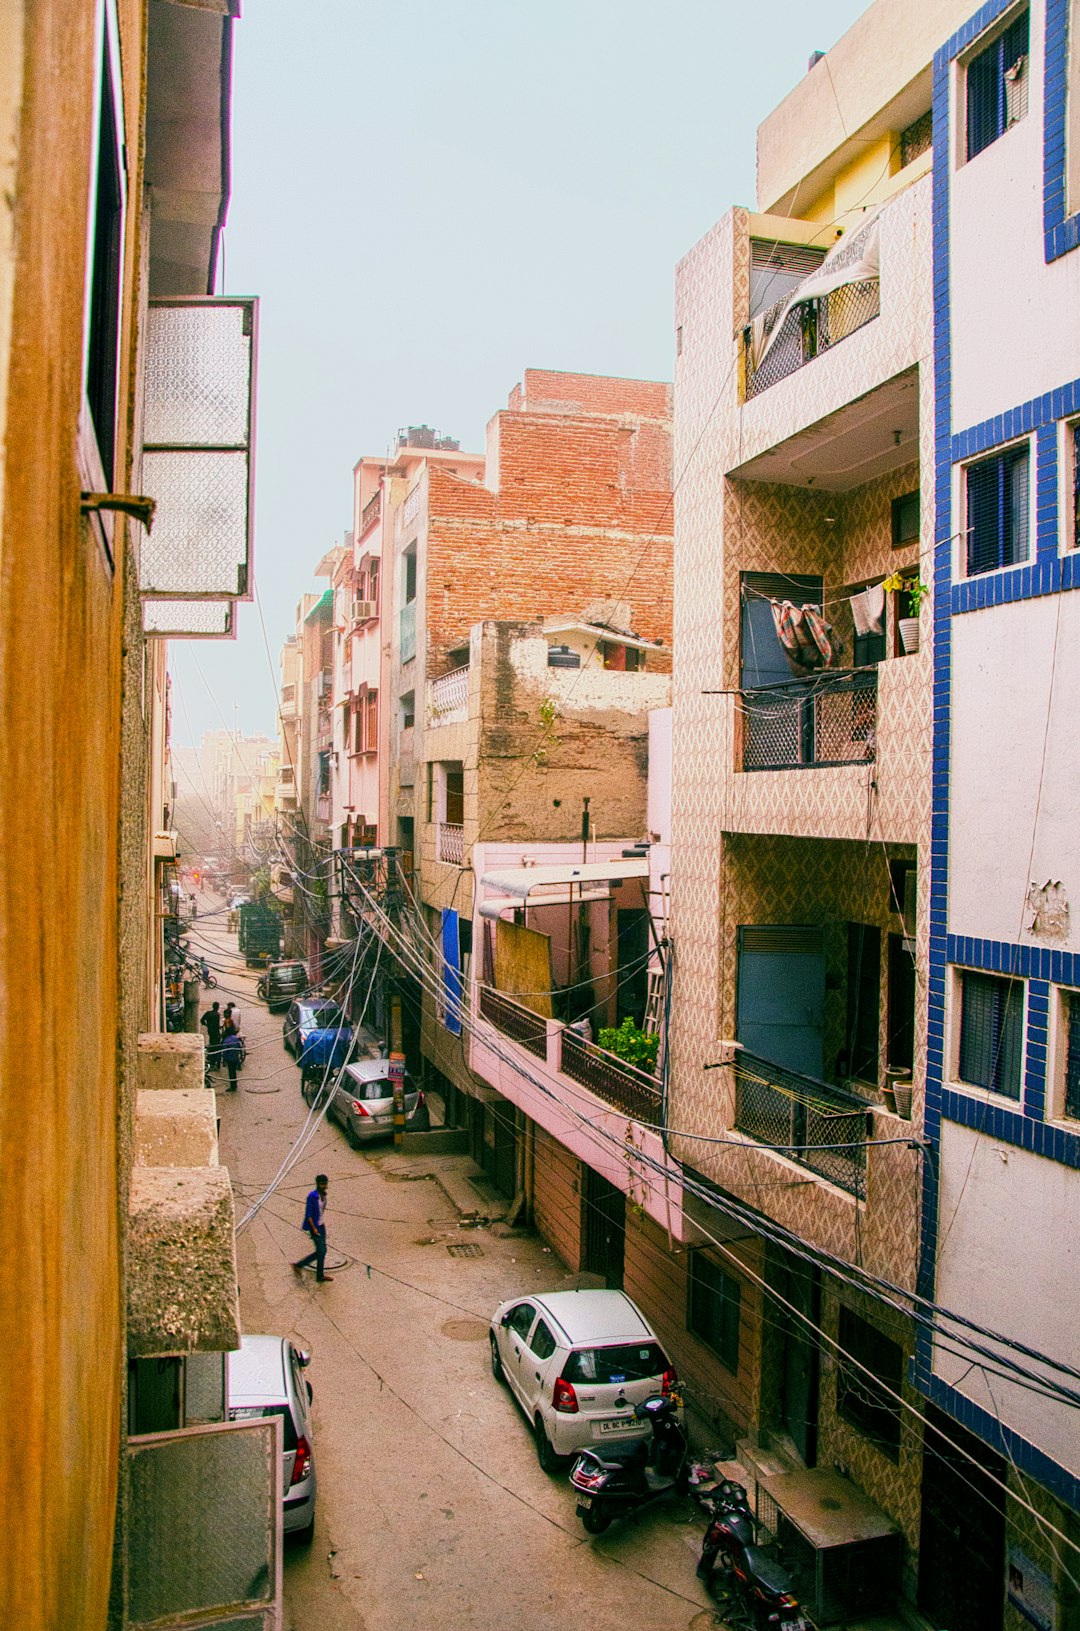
top-left (388, 1052), bottom-right (406, 1082)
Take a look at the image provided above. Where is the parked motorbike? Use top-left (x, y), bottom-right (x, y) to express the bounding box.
top-left (569, 1394), bottom-right (688, 1534)
top-left (695, 1479), bottom-right (811, 1630)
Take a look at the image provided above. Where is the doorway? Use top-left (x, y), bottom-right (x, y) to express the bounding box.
top-left (918, 1402), bottom-right (1006, 1631)
top-left (779, 1256), bottom-right (820, 1465)
top-left (616, 907), bottom-right (651, 1027)
top-left (581, 1168), bottom-right (626, 1289)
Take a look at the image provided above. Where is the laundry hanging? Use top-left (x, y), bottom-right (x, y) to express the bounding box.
top-left (850, 581), bottom-right (885, 638)
top-left (749, 214), bottom-right (881, 375)
top-left (770, 600), bottom-right (834, 675)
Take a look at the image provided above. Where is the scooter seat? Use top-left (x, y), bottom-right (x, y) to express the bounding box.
top-left (742, 1545), bottom-right (795, 1596)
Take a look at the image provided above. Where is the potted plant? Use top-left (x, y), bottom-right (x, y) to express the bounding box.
top-left (883, 572), bottom-right (929, 655)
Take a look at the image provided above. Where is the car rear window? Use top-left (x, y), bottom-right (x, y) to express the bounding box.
top-left (563, 1342), bottom-right (667, 1384)
top-left (311, 1003), bottom-right (343, 1025)
top-left (229, 1403), bottom-right (297, 1452)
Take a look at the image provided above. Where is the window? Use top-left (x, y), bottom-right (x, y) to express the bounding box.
top-left (1063, 991), bottom-right (1080, 1121)
top-left (353, 704), bottom-right (362, 755)
top-left (965, 444), bottom-right (1029, 575)
top-left (900, 108), bottom-right (933, 168)
top-left (1071, 424), bottom-right (1080, 551)
top-left (85, 29), bottom-right (125, 487)
top-left (845, 923), bottom-right (881, 1085)
top-left (836, 1307), bottom-right (903, 1460)
top-left (529, 1320), bottom-right (558, 1361)
top-left (368, 557), bottom-right (380, 606)
top-left (966, 9), bottom-right (1029, 159)
top-left (404, 547), bottom-right (417, 604)
top-left (506, 1303), bottom-right (536, 1340)
top-left (958, 969), bottom-right (1024, 1099)
top-left (563, 1343), bottom-right (668, 1384)
top-left (400, 690), bottom-right (415, 730)
top-left (365, 688), bottom-right (378, 751)
top-left (891, 490), bottom-right (920, 548)
top-left (688, 1253), bottom-right (740, 1372)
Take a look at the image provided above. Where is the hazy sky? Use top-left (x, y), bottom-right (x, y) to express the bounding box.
top-left (169, 0), bottom-right (868, 746)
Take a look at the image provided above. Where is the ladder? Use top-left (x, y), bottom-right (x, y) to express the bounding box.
top-left (643, 966), bottom-right (665, 1036)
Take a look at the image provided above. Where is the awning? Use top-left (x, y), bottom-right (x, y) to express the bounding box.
top-left (479, 888), bottom-right (612, 920)
top-left (480, 857), bottom-right (648, 901)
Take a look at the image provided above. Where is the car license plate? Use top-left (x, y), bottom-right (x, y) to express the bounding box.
top-left (599, 1417), bottom-right (636, 1433)
top-left (372, 1113), bottom-right (392, 1125)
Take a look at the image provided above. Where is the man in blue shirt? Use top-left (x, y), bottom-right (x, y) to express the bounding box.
top-left (293, 1174), bottom-right (331, 1283)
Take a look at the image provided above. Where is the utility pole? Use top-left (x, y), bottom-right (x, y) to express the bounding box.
top-left (382, 847), bottom-right (408, 1146)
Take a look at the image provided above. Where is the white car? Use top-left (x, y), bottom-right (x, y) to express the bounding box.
top-left (489, 1288), bottom-right (677, 1471)
top-left (227, 1335), bottom-right (317, 1540)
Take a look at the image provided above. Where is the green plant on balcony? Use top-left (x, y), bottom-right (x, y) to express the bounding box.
top-left (883, 571), bottom-right (929, 654)
top-left (597, 1017), bottom-right (659, 1075)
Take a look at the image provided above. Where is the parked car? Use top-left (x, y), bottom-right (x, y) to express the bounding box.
top-left (283, 998), bottom-right (348, 1057)
top-left (226, 1334), bottom-right (317, 1541)
top-left (257, 959), bottom-right (309, 1012)
top-left (488, 1288), bottom-right (678, 1472)
top-left (304, 1056), bottom-right (430, 1147)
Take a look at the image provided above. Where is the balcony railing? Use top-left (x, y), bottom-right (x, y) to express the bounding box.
top-left (479, 985), bottom-right (547, 1058)
top-left (400, 601), bottom-right (417, 663)
top-left (561, 1031), bottom-right (663, 1125)
top-left (733, 1050), bottom-right (869, 1198)
top-left (360, 490), bottom-right (381, 534)
top-left (745, 218), bottom-right (880, 399)
top-left (742, 669), bottom-right (877, 771)
top-left (430, 664), bottom-right (469, 725)
top-left (437, 821), bottom-right (464, 864)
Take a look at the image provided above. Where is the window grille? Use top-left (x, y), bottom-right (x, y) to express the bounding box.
top-left (1073, 424), bottom-right (1080, 550)
top-left (965, 444), bottom-right (1029, 575)
top-left (688, 1255), bottom-right (741, 1372)
top-left (967, 10), bottom-right (1029, 159)
top-left (958, 969), bottom-right (1024, 1099)
top-left (836, 1307), bottom-right (903, 1461)
top-left (900, 108), bottom-right (933, 168)
top-left (1064, 992), bottom-right (1080, 1121)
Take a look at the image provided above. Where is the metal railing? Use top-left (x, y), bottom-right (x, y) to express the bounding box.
top-left (733, 1049), bottom-right (869, 1198)
top-left (437, 821), bottom-right (464, 864)
top-left (430, 664), bottom-right (469, 725)
top-left (360, 491), bottom-right (381, 534)
top-left (560, 1031), bottom-right (663, 1124)
top-left (746, 279), bottom-right (880, 397)
top-left (400, 601), bottom-right (416, 663)
top-left (741, 669), bottom-right (877, 771)
top-left (479, 985), bottom-right (547, 1058)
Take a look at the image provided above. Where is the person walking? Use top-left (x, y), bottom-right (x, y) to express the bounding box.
top-left (293, 1174), bottom-right (332, 1282)
top-left (200, 1000), bottom-right (222, 1071)
top-left (220, 1026), bottom-right (243, 1092)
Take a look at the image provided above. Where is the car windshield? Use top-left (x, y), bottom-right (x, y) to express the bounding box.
top-left (563, 1342), bottom-right (667, 1384)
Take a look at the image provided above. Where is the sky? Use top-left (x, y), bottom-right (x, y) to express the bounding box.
top-left (169, 0), bottom-right (868, 747)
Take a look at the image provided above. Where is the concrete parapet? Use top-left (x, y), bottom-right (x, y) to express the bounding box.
top-left (134, 1087), bottom-right (219, 1169)
top-left (138, 1031), bottom-right (205, 1091)
top-left (127, 1166), bottom-right (240, 1357)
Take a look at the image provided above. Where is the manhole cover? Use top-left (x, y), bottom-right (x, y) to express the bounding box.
top-left (447, 1241), bottom-right (484, 1259)
top-left (441, 1318), bottom-right (489, 1341)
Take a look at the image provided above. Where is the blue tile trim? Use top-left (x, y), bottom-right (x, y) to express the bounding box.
top-left (940, 1087), bottom-right (1080, 1163)
top-left (1044, 0), bottom-right (1080, 260)
top-left (951, 379), bottom-right (1080, 462)
top-left (915, 1371), bottom-right (1080, 1512)
top-left (946, 934), bottom-right (1080, 984)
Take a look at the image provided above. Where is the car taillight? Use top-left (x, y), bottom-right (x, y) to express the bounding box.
top-left (351, 1099), bottom-right (370, 1116)
top-left (416, 1089), bottom-right (425, 1105)
top-left (661, 1366), bottom-right (678, 1396)
top-left (290, 1434), bottom-right (310, 1485)
top-left (552, 1377), bottom-right (578, 1413)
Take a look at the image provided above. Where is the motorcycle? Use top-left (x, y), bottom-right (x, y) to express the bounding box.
top-left (198, 958), bottom-right (217, 989)
top-left (569, 1394), bottom-right (688, 1534)
top-left (695, 1479), bottom-right (811, 1630)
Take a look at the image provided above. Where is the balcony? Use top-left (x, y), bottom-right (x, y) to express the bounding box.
top-left (742, 669), bottom-right (877, 771)
top-left (437, 821), bottom-right (464, 865)
top-left (733, 1049), bottom-right (870, 1198)
top-left (400, 601), bottom-right (417, 664)
top-left (360, 490), bottom-right (381, 535)
top-left (429, 664), bottom-right (469, 726)
top-left (479, 986), bottom-right (547, 1058)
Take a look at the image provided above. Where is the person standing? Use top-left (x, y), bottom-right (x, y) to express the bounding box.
top-left (220, 1026), bottom-right (242, 1091)
top-left (293, 1174), bottom-right (332, 1282)
top-left (200, 1000), bottom-right (222, 1071)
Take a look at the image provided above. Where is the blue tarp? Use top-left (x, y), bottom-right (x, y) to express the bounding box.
top-left (442, 908), bottom-right (462, 1036)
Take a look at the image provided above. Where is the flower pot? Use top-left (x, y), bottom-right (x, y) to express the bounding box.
top-left (899, 616), bottom-right (921, 655)
top-left (889, 1076), bottom-right (913, 1120)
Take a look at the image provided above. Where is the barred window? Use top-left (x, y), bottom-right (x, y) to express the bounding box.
top-left (1063, 992), bottom-right (1080, 1121)
top-left (688, 1254), bottom-right (740, 1372)
top-left (958, 970), bottom-right (1024, 1100)
top-left (966, 445), bottom-right (1029, 576)
top-left (967, 10), bottom-right (1029, 160)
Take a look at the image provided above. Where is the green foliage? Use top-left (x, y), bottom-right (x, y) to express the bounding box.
top-left (597, 1017), bottom-right (659, 1075)
top-left (251, 865), bottom-right (271, 900)
top-left (531, 695), bottom-right (559, 768)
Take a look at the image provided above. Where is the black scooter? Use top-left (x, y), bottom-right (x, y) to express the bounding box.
top-left (695, 1479), bottom-right (812, 1629)
top-left (569, 1394), bottom-right (688, 1534)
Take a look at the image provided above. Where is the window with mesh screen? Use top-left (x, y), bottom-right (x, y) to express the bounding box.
top-left (966, 10), bottom-right (1029, 160)
top-left (965, 444), bottom-right (1029, 575)
top-left (836, 1307), bottom-right (903, 1460)
top-left (1072, 424), bottom-right (1080, 550)
top-left (900, 109), bottom-right (933, 168)
top-left (1063, 991), bottom-right (1080, 1120)
top-left (958, 969), bottom-right (1024, 1099)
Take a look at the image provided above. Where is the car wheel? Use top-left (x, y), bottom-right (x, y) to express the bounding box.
top-left (490, 1336), bottom-right (504, 1383)
top-left (345, 1119), bottom-right (362, 1150)
top-left (534, 1416), bottom-right (562, 1474)
top-left (293, 1515), bottom-right (315, 1546)
top-left (581, 1505), bottom-right (612, 1535)
top-left (301, 1077), bottom-right (315, 1108)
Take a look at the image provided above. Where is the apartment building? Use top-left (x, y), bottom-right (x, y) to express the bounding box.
top-left (670, 2), bottom-right (974, 1620)
top-left (918, 5), bottom-right (1080, 1628)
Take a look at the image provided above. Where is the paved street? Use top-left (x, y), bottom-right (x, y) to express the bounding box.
top-left (198, 902), bottom-right (717, 1631)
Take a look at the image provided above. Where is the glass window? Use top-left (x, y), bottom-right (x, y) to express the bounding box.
top-left (688, 1254), bottom-right (740, 1372)
top-left (958, 969), bottom-right (1024, 1099)
top-left (506, 1303), bottom-right (536, 1340)
top-left (563, 1342), bottom-right (667, 1384)
top-left (529, 1320), bottom-right (558, 1361)
top-left (966, 10), bottom-right (1029, 160)
top-left (891, 490), bottom-right (920, 547)
top-left (966, 445), bottom-right (1029, 575)
top-left (1063, 992), bottom-right (1080, 1121)
top-left (836, 1307), bottom-right (903, 1460)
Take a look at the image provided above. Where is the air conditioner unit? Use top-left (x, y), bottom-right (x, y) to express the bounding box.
top-left (351, 599), bottom-right (377, 622)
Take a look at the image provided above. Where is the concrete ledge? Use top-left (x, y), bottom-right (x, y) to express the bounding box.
top-left (135, 1087), bottom-right (219, 1169)
top-left (399, 1128), bottom-right (470, 1154)
top-left (138, 1031), bottom-right (205, 1091)
top-left (128, 1166), bottom-right (240, 1357)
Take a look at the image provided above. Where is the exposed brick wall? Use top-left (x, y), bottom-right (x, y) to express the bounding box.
top-left (511, 369), bottom-right (673, 421)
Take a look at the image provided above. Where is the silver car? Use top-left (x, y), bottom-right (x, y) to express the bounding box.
top-left (226, 1335), bottom-right (317, 1540)
top-left (302, 1056), bottom-right (430, 1146)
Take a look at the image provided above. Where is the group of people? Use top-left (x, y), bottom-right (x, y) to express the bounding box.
top-left (200, 1000), bottom-right (244, 1089)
